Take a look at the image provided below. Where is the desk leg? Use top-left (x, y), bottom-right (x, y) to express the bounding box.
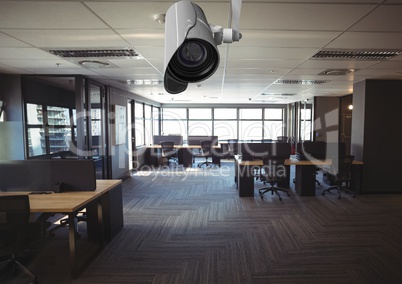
top-left (97, 198), bottom-right (105, 247)
top-left (295, 165), bottom-right (316, 196)
top-left (238, 165), bottom-right (255, 197)
top-left (350, 163), bottom-right (363, 195)
top-left (68, 213), bottom-right (79, 278)
top-left (181, 148), bottom-right (193, 167)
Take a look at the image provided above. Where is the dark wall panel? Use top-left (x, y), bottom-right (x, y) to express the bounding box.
top-left (352, 79), bottom-right (402, 193)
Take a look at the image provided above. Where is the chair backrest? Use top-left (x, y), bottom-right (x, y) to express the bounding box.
top-left (277, 136), bottom-right (289, 142)
top-left (227, 139), bottom-right (238, 154)
top-left (260, 156), bottom-right (287, 183)
top-left (200, 140), bottom-right (213, 155)
top-left (160, 141), bottom-right (175, 156)
top-left (335, 155), bottom-right (354, 181)
top-left (0, 195), bottom-right (30, 252)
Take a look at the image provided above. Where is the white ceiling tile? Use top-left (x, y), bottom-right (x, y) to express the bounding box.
top-left (0, 1), bottom-right (108, 29)
top-left (0, 47), bottom-right (57, 60)
top-left (117, 29), bottom-right (164, 47)
top-left (2, 29), bottom-right (129, 48)
top-left (0, 32), bottom-right (30, 47)
top-left (238, 30), bottom-right (341, 48)
top-left (228, 47), bottom-right (318, 60)
top-left (0, 59), bottom-right (78, 69)
top-left (298, 59), bottom-right (380, 69)
top-left (350, 5), bottom-right (402, 32)
top-left (240, 3), bottom-right (375, 30)
top-left (326, 32), bottom-right (402, 49)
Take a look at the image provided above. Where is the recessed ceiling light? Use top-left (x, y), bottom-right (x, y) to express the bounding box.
top-left (318, 69), bottom-right (354, 76)
top-left (79, 60), bottom-right (110, 68)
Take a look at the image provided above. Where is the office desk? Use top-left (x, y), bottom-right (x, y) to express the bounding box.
top-left (234, 156), bottom-right (332, 197)
top-left (0, 179), bottom-right (123, 278)
top-left (144, 145), bottom-right (222, 167)
top-left (234, 156), bottom-right (362, 197)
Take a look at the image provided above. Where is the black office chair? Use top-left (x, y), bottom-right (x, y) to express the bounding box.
top-left (160, 141), bottom-right (178, 166)
top-left (258, 156), bottom-right (290, 200)
top-left (48, 212), bottom-right (87, 238)
top-left (321, 155), bottom-right (355, 199)
top-left (277, 136), bottom-right (289, 142)
top-left (197, 140), bottom-right (214, 168)
top-left (227, 139), bottom-right (238, 157)
top-left (0, 195), bottom-right (42, 283)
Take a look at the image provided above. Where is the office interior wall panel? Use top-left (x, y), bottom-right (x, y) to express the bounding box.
top-left (352, 79), bottom-right (402, 193)
top-left (351, 80), bottom-right (366, 162)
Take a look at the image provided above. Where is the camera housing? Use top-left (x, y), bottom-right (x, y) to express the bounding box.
top-left (164, 1), bottom-right (220, 94)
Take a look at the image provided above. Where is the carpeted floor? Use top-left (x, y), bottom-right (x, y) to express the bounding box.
top-left (2, 160), bottom-right (402, 284)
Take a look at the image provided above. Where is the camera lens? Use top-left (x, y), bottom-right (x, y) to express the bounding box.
top-left (169, 39), bottom-right (219, 83)
top-left (177, 41), bottom-right (207, 68)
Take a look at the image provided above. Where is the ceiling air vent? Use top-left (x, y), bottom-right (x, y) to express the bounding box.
top-left (274, 79), bottom-right (329, 85)
top-left (312, 50), bottom-right (401, 60)
top-left (49, 48), bottom-right (139, 58)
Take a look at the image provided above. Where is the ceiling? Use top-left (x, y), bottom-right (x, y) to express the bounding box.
top-left (1, 0), bottom-right (402, 105)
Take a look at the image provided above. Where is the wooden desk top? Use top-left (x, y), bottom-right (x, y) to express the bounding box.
top-left (0, 179), bottom-right (122, 213)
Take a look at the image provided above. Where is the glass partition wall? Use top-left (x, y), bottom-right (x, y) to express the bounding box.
top-left (22, 75), bottom-right (109, 178)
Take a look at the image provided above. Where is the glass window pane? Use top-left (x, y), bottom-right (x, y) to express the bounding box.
top-left (264, 121), bottom-right (284, 140)
top-left (26, 103), bottom-right (42, 124)
top-left (47, 106), bottom-right (71, 126)
top-left (135, 102), bottom-right (143, 118)
top-left (301, 109), bottom-right (312, 120)
top-left (144, 119), bottom-right (152, 145)
top-left (162, 120), bottom-right (187, 136)
top-left (239, 121), bottom-right (263, 140)
top-left (135, 119), bottom-right (144, 146)
top-left (27, 128), bottom-right (46, 156)
top-left (214, 108), bottom-right (237, 119)
top-left (214, 121), bottom-right (237, 140)
top-left (188, 121), bottom-right (212, 136)
top-left (153, 107), bottom-right (160, 120)
top-left (188, 108), bottom-right (211, 119)
top-left (49, 128), bottom-right (71, 154)
top-left (264, 108), bottom-right (283, 120)
top-left (144, 105), bottom-right (152, 118)
top-left (163, 108), bottom-right (186, 120)
top-left (301, 121), bottom-right (312, 141)
top-left (239, 108), bottom-right (262, 119)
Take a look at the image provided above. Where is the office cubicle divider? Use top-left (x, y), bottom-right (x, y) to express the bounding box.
top-left (0, 159), bottom-right (96, 192)
top-left (153, 135), bottom-right (183, 145)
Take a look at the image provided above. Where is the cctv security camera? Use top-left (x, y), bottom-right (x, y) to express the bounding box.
top-left (164, 1), bottom-right (220, 94)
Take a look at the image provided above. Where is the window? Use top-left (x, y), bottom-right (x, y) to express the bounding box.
top-left (188, 108), bottom-right (212, 119)
top-left (134, 102), bottom-right (144, 147)
top-left (133, 102), bottom-right (159, 146)
top-left (162, 108), bottom-right (187, 136)
top-left (301, 107), bottom-right (312, 141)
top-left (26, 103), bottom-right (74, 157)
top-left (239, 108), bottom-right (263, 140)
top-left (160, 106), bottom-right (286, 142)
top-left (264, 108), bottom-right (284, 140)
